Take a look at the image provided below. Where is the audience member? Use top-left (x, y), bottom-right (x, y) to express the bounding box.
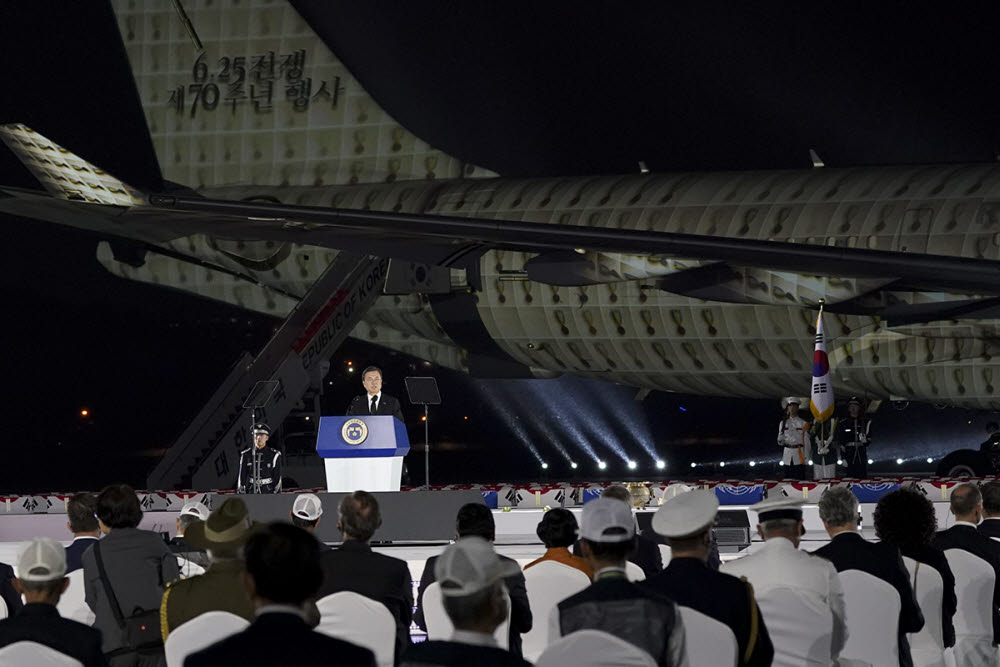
top-left (159, 498), bottom-right (256, 639)
top-left (552, 497), bottom-right (687, 667)
top-left (65, 492), bottom-right (100, 574)
top-left (524, 508), bottom-right (592, 579)
top-left (401, 537), bottom-right (530, 667)
top-left (0, 537), bottom-right (105, 666)
top-left (978, 480), bottom-right (1000, 539)
top-left (814, 486), bottom-right (923, 667)
top-left (574, 485), bottom-right (663, 578)
top-left (167, 501), bottom-right (210, 570)
top-left (644, 489), bottom-right (773, 667)
top-left (932, 482), bottom-right (1000, 646)
top-left (722, 496), bottom-right (847, 665)
top-left (290, 493), bottom-right (331, 551)
top-left (415, 503), bottom-right (533, 658)
top-left (185, 522), bottom-right (375, 667)
top-left (83, 484), bottom-right (180, 667)
top-left (0, 560), bottom-right (22, 619)
top-left (315, 490), bottom-right (413, 662)
top-left (874, 488), bottom-right (957, 648)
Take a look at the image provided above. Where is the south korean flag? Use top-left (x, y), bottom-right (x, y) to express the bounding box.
top-left (810, 306), bottom-right (834, 423)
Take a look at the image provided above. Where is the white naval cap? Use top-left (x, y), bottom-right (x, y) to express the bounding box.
top-left (652, 489), bottom-right (719, 538)
top-left (750, 495), bottom-right (808, 522)
top-left (292, 493), bottom-right (324, 521)
top-left (781, 396), bottom-right (803, 409)
top-left (179, 501), bottom-right (209, 522)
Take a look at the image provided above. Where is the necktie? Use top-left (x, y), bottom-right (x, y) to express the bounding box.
top-left (370, 396), bottom-right (377, 414)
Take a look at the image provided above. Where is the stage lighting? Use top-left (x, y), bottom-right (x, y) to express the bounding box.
top-left (867, 458), bottom-right (874, 464)
top-left (598, 460), bottom-right (607, 470)
top-left (778, 461), bottom-right (784, 466)
top-left (541, 462), bottom-right (549, 470)
top-left (690, 462), bottom-right (696, 468)
top-left (926, 457), bottom-right (933, 464)
top-left (896, 458), bottom-right (903, 465)
top-left (80, 409), bottom-right (89, 417)
top-left (304, 416), bottom-right (310, 421)
top-left (655, 460), bottom-right (665, 469)
top-left (837, 459), bottom-right (843, 465)
top-left (719, 461), bottom-right (726, 468)
top-left (806, 460), bottom-right (812, 466)
top-left (627, 460), bottom-right (637, 470)
top-left (570, 461), bottom-right (578, 469)
top-left (749, 461), bottom-right (756, 467)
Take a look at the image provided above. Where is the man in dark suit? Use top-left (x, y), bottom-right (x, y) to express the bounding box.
top-left (573, 485), bottom-right (663, 578)
top-left (934, 482), bottom-right (1000, 646)
top-left (643, 489), bottom-right (774, 667)
top-left (167, 500), bottom-right (210, 571)
top-left (315, 490), bottom-right (413, 662)
top-left (346, 365), bottom-right (405, 422)
top-left (979, 481), bottom-right (1000, 540)
top-left (415, 503), bottom-right (532, 659)
top-left (814, 486), bottom-right (924, 667)
top-left (0, 562), bottom-right (22, 619)
top-left (186, 522), bottom-right (375, 667)
top-left (0, 537), bottom-right (105, 666)
top-left (64, 492), bottom-right (100, 574)
top-left (553, 497), bottom-right (686, 666)
top-left (402, 537), bottom-right (530, 667)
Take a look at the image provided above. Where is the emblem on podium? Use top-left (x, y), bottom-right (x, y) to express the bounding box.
top-left (341, 418), bottom-right (369, 445)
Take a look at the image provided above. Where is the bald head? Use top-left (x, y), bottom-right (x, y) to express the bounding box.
top-left (950, 483), bottom-right (983, 523)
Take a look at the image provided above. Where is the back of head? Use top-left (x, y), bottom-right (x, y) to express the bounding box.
top-left (950, 483), bottom-right (983, 519)
top-left (434, 537), bottom-right (517, 633)
top-left (96, 484), bottom-right (143, 530)
top-left (601, 485), bottom-right (632, 504)
top-left (873, 488), bottom-right (936, 550)
top-left (245, 522), bottom-right (322, 605)
top-left (536, 508), bottom-right (578, 548)
top-left (981, 482), bottom-right (1000, 517)
top-left (17, 537), bottom-right (68, 597)
top-left (818, 487), bottom-right (859, 528)
top-left (456, 503), bottom-right (495, 541)
top-left (579, 497), bottom-right (637, 564)
top-left (67, 492), bottom-right (98, 534)
top-left (338, 490), bottom-right (381, 541)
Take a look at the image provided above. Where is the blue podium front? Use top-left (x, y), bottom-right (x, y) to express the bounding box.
top-left (316, 416), bottom-right (410, 492)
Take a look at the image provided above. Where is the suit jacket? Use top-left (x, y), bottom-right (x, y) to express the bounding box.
top-left (401, 639), bottom-right (532, 667)
top-left (0, 563), bottom-right (22, 618)
top-left (979, 517), bottom-right (1000, 539)
top-left (814, 531), bottom-right (924, 667)
top-left (316, 540), bottom-right (413, 661)
top-left (899, 543), bottom-right (957, 648)
top-left (933, 523), bottom-right (1000, 643)
top-left (347, 392), bottom-right (405, 423)
top-left (160, 559), bottom-right (254, 640)
top-left (642, 557), bottom-right (774, 667)
top-left (573, 534), bottom-right (663, 579)
top-left (65, 536), bottom-right (99, 574)
top-left (415, 552), bottom-right (532, 659)
top-left (185, 610), bottom-right (375, 667)
top-left (0, 603), bottom-right (106, 667)
top-left (82, 527), bottom-right (180, 654)
top-left (166, 536), bottom-right (210, 570)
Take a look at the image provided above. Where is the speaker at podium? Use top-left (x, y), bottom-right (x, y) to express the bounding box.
top-left (315, 415), bottom-right (410, 492)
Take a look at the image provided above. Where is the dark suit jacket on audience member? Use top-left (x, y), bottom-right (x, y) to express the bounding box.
top-left (185, 611), bottom-right (375, 667)
top-left (0, 563), bottom-right (22, 618)
top-left (642, 557), bottom-right (774, 667)
top-left (934, 523), bottom-right (1000, 644)
top-left (900, 543), bottom-right (957, 648)
top-left (347, 393), bottom-right (405, 423)
top-left (316, 539), bottom-right (413, 660)
top-left (167, 535), bottom-right (210, 569)
top-left (64, 536), bottom-right (99, 574)
top-left (0, 602), bottom-right (107, 667)
top-left (573, 534), bottom-right (663, 579)
top-left (814, 531), bottom-right (924, 667)
top-left (402, 640), bottom-right (532, 667)
top-left (415, 554), bottom-right (532, 659)
top-left (979, 517), bottom-right (1000, 540)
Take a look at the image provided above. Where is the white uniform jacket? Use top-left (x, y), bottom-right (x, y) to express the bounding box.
top-left (777, 416), bottom-right (812, 465)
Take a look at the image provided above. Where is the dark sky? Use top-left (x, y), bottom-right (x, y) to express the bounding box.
top-left (3, 2), bottom-right (1000, 491)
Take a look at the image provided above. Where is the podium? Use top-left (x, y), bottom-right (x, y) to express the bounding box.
top-left (315, 416), bottom-right (410, 492)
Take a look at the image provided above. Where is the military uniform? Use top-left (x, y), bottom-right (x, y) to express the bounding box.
top-left (837, 414), bottom-right (871, 478)
top-left (236, 445), bottom-right (282, 494)
top-left (777, 400), bottom-right (812, 479)
top-left (160, 559), bottom-right (254, 640)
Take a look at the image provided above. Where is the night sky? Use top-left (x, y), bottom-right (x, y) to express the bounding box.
top-left (3, 2), bottom-right (1000, 492)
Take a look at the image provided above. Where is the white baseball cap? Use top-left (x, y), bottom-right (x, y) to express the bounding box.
top-left (434, 536), bottom-right (520, 597)
top-left (652, 489), bottom-right (719, 538)
top-left (579, 497), bottom-right (636, 543)
top-left (179, 501), bottom-right (209, 522)
top-left (292, 493), bottom-right (323, 521)
top-left (18, 537), bottom-right (66, 582)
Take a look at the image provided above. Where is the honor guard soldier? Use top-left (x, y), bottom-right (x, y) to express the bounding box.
top-left (643, 489), bottom-right (774, 667)
top-left (837, 397), bottom-right (872, 478)
top-left (777, 397), bottom-right (812, 479)
top-left (237, 423), bottom-right (283, 494)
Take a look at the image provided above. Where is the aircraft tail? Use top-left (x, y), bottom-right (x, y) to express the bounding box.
top-left (0, 123), bottom-right (145, 206)
top-left (108, 0), bottom-right (496, 190)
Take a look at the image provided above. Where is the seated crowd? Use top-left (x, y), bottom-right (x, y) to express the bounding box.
top-left (0, 481), bottom-right (996, 666)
